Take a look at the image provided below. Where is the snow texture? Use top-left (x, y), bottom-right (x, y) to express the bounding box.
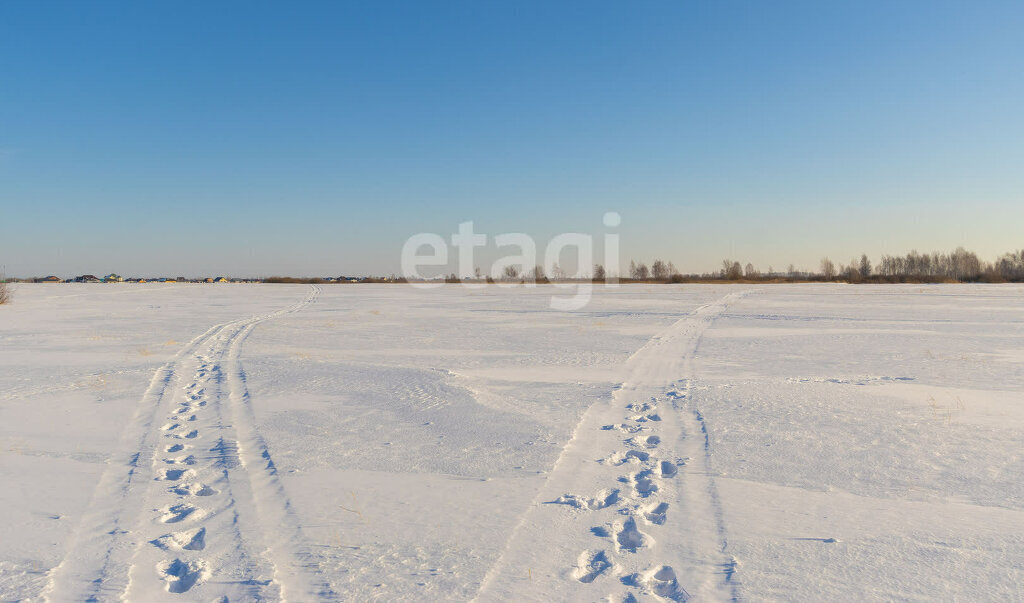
top-left (0, 283), bottom-right (1021, 601)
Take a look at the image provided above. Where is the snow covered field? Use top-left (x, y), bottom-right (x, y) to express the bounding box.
top-left (1, 283), bottom-right (1021, 601)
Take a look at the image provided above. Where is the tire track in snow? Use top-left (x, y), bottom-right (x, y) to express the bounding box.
top-left (44, 285), bottom-right (331, 601)
top-left (475, 290), bottom-right (750, 602)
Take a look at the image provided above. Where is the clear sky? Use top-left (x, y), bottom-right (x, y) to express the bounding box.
top-left (2, 1), bottom-right (1023, 278)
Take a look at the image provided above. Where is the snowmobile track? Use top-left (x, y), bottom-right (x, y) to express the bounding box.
top-left (476, 290), bottom-right (751, 602)
top-left (44, 285), bottom-right (333, 602)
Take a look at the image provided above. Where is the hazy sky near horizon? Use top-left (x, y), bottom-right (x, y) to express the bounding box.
top-left (2, 1), bottom-right (1023, 277)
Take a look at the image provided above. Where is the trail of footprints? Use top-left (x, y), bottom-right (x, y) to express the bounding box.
top-left (556, 395), bottom-right (690, 601)
top-left (149, 356), bottom-right (223, 594)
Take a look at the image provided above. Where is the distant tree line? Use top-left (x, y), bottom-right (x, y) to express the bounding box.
top-left (264, 276), bottom-right (406, 284)
top-left (10, 246), bottom-right (1024, 288)
top-left (840, 247), bottom-right (1024, 282)
top-left (612, 246), bottom-right (1024, 283)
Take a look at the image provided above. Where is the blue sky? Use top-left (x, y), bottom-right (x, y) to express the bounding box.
top-left (2, 1), bottom-right (1023, 277)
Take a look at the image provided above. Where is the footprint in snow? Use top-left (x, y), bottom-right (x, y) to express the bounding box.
top-left (159, 503), bottom-right (201, 524)
top-left (573, 550), bottom-right (613, 583)
top-left (621, 565), bottom-right (688, 601)
top-left (156, 468), bottom-right (192, 481)
top-left (156, 558), bottom-right (209, 593)
top-left (602, 423), bottom-right (645, 434)
top-left (624, 470), bottom-right (658, 497)
top-left (165, 429), bottom-right (199, 440)
top-left (550, 488), bottom-right (620, 511)
top-left (625, 435), bottom-right (660, 449)
top-left (151, 527), bottom-right (206, 551)
top-left (171, 482), bottom-right (217, 497)
top-left (603, 450), bottom-right (650, 465)
top-left (644, 502), bottom-right (669, 525)
top-left (164, 455), bottom-right (197, 466)
top-left (628, 413), bottom-right (661, 423)
top-left (614, 516), bottom-right (650, 553)
top-left (643, 565), bottom-right (688, 601)
top-left (626, 402), bottom-right (656, 413)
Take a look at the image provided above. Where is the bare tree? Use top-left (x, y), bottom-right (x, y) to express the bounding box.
top-left (949, 247), bottom-right (982, 281)
top-left (503, 265), bottom-right (520, 280)
top-left (744, 263), bottom-right (759, 279)
top-left (531, 265), bottom-right (548, 283)
top-left (844, 259), bottom-right (862, 283)
top-left (630, 261), bottom-right (649, 280)
top-left (593, 264), bottom-right (606, 282)
top-left (0, 280), bottom-right (8, 305)
top-left (722, 260), bottom-right (742, 280)
top-left (858, 254), bottom-right (871, 278)
top-left (651, 260), bottom-right (668, 281)
top-left (820, 257), bottom-right (836, 280)
top-left (995, 250), bottom-right (1024, 281)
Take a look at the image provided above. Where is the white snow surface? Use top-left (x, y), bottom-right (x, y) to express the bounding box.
top-left (1, 283), bottom-right (1022, 601)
